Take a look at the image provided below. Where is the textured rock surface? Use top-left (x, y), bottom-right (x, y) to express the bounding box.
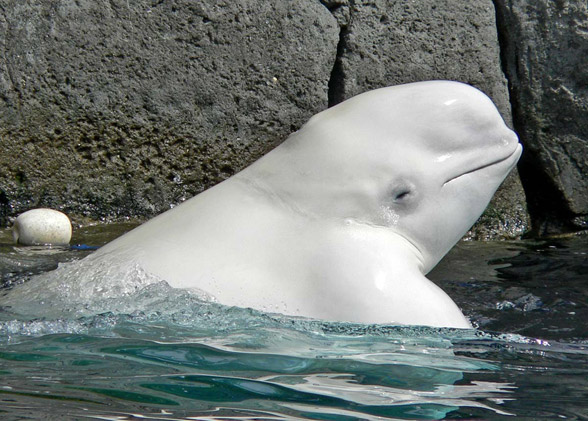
top-left (0, 0), bottom-right (338, 219)
top-left (324, 0), bottom-right (512, 118)
top-left (0, 0), bottom-right (531, 238)
top-left (495, 0), bottom-right (588, 235)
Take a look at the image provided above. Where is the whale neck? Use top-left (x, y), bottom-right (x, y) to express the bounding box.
top-left (239, 138), bottom-right (378, 222)
top-left (340, 218), bottom-right (427, 274)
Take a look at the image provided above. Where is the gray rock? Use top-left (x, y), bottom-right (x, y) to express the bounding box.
top-left (324, 0), bottom-right (512, 119)
top-left (495, 0), bottom-right (588, 236)
top-left (0, 0), bottom-right (339, 219)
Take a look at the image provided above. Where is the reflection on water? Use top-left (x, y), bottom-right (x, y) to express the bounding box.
top-left (0, 225), bottom-right (587, 419)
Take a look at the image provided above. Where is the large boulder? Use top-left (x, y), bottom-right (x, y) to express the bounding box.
top-left (0, 0), bottom-right (339, 219)
top-left (495, 0), bottom-right (588, 236)
top-left (324, 0), bottom-right (512, 117)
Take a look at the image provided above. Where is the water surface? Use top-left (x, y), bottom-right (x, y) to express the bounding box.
top-left (0, 225), bottom-right (586, 419)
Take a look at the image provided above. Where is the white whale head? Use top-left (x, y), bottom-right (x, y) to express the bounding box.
top-left (249, 81), bottom-right (522, 273)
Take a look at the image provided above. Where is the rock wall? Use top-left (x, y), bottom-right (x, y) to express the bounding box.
top-left (2, 0), bottom-right (583, 238)
top-left (495, 0), bottom-right (588, 236)
top-left (0, 0), bottom-right (339, 219)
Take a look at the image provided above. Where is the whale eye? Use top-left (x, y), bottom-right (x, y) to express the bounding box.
top-left (388, 181), bottom-right (418, 207)
top-left (378, 182), bottom-right (418, 225)
top-left (394, 190), bottom-right (411, 201)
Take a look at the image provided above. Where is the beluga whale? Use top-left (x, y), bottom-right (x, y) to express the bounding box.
top-left (2, 81), bottom-right (521, 328)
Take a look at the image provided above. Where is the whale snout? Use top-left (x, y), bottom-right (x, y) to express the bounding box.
top-left (497, 127), bottom-right (521, 159)
top-left (442, 127), bottom-right (521, 187)
top-left (494, 128), bottom-right (522, 166)
top-left (501, 128), bottom-right (519, 148)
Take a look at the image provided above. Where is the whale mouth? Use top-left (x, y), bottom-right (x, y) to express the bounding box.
top-left (443, 143), bottom-right (522, 186)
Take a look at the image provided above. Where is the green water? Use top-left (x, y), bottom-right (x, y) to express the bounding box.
top-left (0, 225), bottom-right (587, 419)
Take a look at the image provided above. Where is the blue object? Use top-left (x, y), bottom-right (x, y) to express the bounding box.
top-left (71, 244), bottom-right (100, 251)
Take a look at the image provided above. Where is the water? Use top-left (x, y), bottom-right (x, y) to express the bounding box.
top-left (0, 224), bottom-right (586, 420)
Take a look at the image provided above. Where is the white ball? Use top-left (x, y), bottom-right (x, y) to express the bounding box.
top-left (12, 208), bottom-right (72, 246)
